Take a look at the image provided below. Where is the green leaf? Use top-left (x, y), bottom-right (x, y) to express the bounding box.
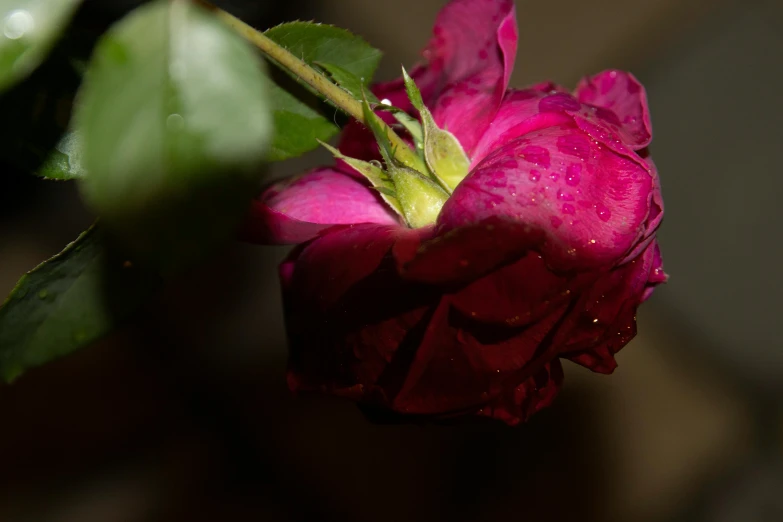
top-left (0, 0), bottom-right (82, 93)
top-left (0, 226), bottom-right (161, 383)
top-left (36, 130), bottom-right (84, 179)
top-left (263, 21), bottom-right (381, 161)
top-left (75, 0), bottom-right (272, 270)
top-left (0, 49), bottom-right (81, 174)
top-left (316, 61), bottom-right (379, 104)
top-left (264, 77), bottom-right (338, 162)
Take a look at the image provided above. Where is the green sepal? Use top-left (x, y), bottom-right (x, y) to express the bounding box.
top-left (318, 139), bottom-right (403, 217)
top-left (360, 90), bottom-right (429, 175)
top-left (402, 67), bottom-right (470, 193)
top-left (392, 111), bottom-right (424, 150)
top-left (388, 163), bottom-right (448, 228)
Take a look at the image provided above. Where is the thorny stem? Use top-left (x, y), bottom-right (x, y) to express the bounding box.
top-left (196, 0), bottom-right (420, 169)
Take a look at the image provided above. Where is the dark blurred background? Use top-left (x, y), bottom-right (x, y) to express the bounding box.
top-left (1, 0), bottom-right (782, 520)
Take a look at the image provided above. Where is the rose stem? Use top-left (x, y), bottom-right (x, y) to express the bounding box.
top-left (195, 0), bottom-right (419, 169)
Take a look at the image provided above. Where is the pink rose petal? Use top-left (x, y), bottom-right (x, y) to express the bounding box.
top-left (575, 70), bottom-right (652, 149)
top-left (440, 124), bottom-right (653, 271)
top-left (242, 168), bottom-right (400, 244)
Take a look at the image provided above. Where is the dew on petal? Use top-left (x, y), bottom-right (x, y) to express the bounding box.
top-left (556, 134), bottom-right (591, 160)
top-left (519, 146), bottom-right (551, 168)
top-left (562, 203), bottom-right (575, 215)
top-left (565, 164), bottom-right (581, 186)
top-left (529, 169), bottom-right (541, 182)
top-left (595, 203), bottom-right (611, 221)
top-left (557, 189), bottom-right (574, 201)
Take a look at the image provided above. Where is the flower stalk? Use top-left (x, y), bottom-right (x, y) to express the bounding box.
top-left (196, 0), bottom-right (421, 170)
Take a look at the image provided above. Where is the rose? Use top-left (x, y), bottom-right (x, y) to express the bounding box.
top-left (242, 0), bottom-right (667, 424)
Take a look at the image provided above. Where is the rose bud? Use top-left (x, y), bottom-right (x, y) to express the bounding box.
top-left (243, 0), bottom-right (667, 425)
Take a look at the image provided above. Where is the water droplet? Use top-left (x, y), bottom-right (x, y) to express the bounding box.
top-left (529, 169), bottom-right (541, 182)
top-left (4, 10), bottom-right (34, 40)
top-left (565, 164), bottom-right (581, 186)
top-left (562, 203), bottom-right (575, 215)
top-left (595, 203), bottom-right (611, 222)
top-left (166, 113), bottom-right (185, 131)
top-left (37, 289), bottom-right (48, 299)
top-left (557, 189), bottom-right (574, 201)
top-left (380, 98), bottom-right (392, 106)
top-left (592, 318), bottom-right (599, 323)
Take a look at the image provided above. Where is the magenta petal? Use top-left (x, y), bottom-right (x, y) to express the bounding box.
top-left (430, 1), bottom-right (517, 153)
top-left (440, 124), bottom-right (653, 270)
top-left (470, 88), bottom-right (573, 167)
top-left (574, 70), bottom-right (652, 149)
top-left (424, 0), bottom-right (516, 88)
top-left (243, 167), bottom-right (400, 244)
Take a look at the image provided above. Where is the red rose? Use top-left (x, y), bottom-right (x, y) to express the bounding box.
top-left (243, 0), bottom-right (667, 424)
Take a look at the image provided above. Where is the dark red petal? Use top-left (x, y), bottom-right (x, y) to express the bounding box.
top-left (560, 240), bottom-right (659, 373)
top-left (396, 216), bottom-right (546, 285)
top-left (448, 250), bottom-right (588, 325)
top-left (643, 241), bottom-right (667, 301)
top-left (290, 224), bottom-right (406, 309)
top-left (391, 298), bottom-right (569, 417)
top-left (284, 224), bottom-right (438, 399)
top-left (476, 359), bottom-right (564, 425)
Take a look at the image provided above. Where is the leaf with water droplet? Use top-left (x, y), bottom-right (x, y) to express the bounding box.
top-left (75, 0), bottom-right (272, 271)
top-left (0, 0), bottom-right (82, 93)
top-left (0, 225), bottom-right (161, 383)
